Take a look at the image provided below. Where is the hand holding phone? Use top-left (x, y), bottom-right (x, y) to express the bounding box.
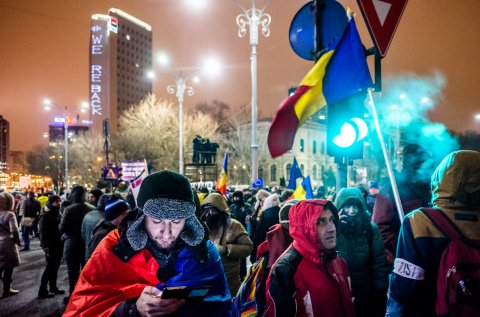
top-left (159, 285), bottom-right (211, 300)
top-left (136, 286), bottom-right (185, 316)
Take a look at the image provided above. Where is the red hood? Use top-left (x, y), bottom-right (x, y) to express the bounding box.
top-left (289, 199), bottom-right (337, 264)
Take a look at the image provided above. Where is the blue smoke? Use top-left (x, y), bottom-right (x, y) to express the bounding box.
top-left (369, 71), bottom-right (459, 181)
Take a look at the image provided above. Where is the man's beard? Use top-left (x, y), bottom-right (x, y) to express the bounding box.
top-left (205, 213), bottom-right (224, 230)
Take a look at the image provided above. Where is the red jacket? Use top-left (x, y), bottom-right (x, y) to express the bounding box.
top-left (256, 223), bottom-right (293, 268)
top-left (265, 200), bottom-right (355, 317)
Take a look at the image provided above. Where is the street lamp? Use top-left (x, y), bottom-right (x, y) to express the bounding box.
top-left (236, 0), bottom-right (271, 182)
top-left (167, 72), bottom-right (194, 175)
top-left (43, 99), bottom-right (88, 188)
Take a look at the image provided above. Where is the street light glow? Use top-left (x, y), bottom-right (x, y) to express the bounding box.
top-left (147, 70), bottom-right (155, 80)
top-left (192, 76), bottom-right (200, 83)
top-left (186, 0), bottom-right (208, 10)
top-left (391, 104), bottom-right (398, 110)
top-left (399, 93), bottom-right (407, 100)
top-left (156, 52), bottom-right (170, 66)
top-left (420, 97), bottom-right (430, 104)
top-left (475, 113), bottom-right (480, 120)
top-left (203, 57), bottom-right (221, 77)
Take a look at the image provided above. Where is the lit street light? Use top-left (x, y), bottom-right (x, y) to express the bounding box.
top-left (236, 0), bottom-right (271, 182)
top-left (43, 99), bottom-right (88, 188)
top-left (167, 72), bottom-right (195, 175)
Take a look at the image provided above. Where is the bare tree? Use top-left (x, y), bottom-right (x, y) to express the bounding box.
top-left (69, 130), bottom-right (105, 186)
top-left (117, 94), bottom-right (219, 171)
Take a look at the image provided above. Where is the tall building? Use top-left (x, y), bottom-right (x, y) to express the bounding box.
top-left (89, 8), bottom-right (152, 135)
top-left (0, 115), bottom-right (9, 173)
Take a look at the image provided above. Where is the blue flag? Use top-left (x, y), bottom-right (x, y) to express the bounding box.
top-left (302, 176), bottom-right (314, 199)
top-left (288, 157), bottom-right (303, 189)
top-left (252, 177), bottom-right (264, 189)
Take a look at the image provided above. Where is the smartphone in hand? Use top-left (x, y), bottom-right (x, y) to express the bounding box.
top-left (159, 286), bottom-right (211, 300)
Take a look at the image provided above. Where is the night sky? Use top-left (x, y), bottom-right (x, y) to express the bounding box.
top-left (1, 0), bottom-right (479, 153)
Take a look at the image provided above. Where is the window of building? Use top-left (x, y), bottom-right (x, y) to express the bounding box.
top-left (270, 164), bottom-right (277, 182)
top-left (321, 142), bottom-right (325, 155)
top-left (312, 164), bottom-right (317, 180)
top-left (286, 163), bottom-right (292, 181)
top-left (259, 166), bottom-right (264, 179)
top-left (300, 164), bottom-right (305, 175)
top-left (313, 140), bottom-right (317, 154)
top-left (300, 139), bottom-right (305, 152)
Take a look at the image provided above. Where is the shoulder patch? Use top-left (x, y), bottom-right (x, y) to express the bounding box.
top-left (393, 257), bottom-right (425, 280)
top-left (408, 210), bottom-right (444, 238)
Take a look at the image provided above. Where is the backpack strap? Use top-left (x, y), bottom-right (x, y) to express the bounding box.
top-left (420, 207), bottom-right (464, 241)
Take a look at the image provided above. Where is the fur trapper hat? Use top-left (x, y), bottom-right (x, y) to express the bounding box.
top-left (126, 170), bottom-right (204, 250)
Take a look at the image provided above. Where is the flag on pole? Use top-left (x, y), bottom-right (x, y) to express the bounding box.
top-left (252, 177), bottom-right (264, 189)
top-left (291, 176), bottom-right (314, 201)
top-left (215, 150), bottom-right (228, 195)
top-left (268, 17), bottom-right (372, 158)
top-left (287, 157), bottom-right (303, 189)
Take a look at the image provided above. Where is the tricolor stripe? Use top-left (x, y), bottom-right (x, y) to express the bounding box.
top-left (215, 150), bottom-right (228, 195)
top-left (268, 18), bottom-right (372, 158)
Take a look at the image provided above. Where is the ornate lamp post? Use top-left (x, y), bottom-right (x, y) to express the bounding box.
top-left (167, 71), bottom-right (194, 174)
top-left (236, 0), bottom-right (271, 182)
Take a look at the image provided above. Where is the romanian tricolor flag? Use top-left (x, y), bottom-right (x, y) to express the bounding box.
top-left (268, 17), bottom-right (372, 158)
top-left (291, 176), bottom-right (314, 201)
top-left (215, 150), bottom-right (228, 195)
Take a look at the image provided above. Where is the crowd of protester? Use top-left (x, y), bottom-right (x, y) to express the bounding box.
top-left (0, 147), bottom-right (478, 317)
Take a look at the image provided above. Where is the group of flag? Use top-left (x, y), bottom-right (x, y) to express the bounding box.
top-left (219, 13), bottom-right (372, 199)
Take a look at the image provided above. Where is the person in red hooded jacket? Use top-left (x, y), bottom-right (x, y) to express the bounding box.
top-left (265, 199), bottom-right (354, 317)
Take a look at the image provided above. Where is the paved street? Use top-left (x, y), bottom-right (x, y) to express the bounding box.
top-left (0, 238), bottom-right (69, 317)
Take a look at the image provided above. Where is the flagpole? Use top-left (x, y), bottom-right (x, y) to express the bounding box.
top-left (368, 88), bottom-right (404, 223)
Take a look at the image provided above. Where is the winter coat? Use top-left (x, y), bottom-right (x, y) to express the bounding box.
top-left (387, 150), bottom-right (480, 317)
top-left (335, 187), bottom-right (389, 317)
top-left (0, 192), bottom-right (21, 268)
top-left (256, 223), bottom-right (293, 269)
top-left (372, 171), bottom-right (431, 265)
top-left (202, 193), bottom-right (253, 296)
top-left (87, 219), bottom-right (116, 260)
top-left (64, 229), bottom-right (232, 317)
top-left (81, 209), bottom-right (103, 253)
top-left (252, 205), bottom-right (280, 261)
top-left (38, 205), bottom-right (62, 250)
top-left (229, 201), bottom-right (252, 230)
top-left (59, 202), bottom-right (95, 242)
top-left (266, 199), bottom-right (355, 317)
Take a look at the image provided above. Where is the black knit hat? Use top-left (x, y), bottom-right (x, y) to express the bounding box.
top-left (104, 197), bottom-right (130, 222)
top-left (127, 170), bottom-right (204, 250)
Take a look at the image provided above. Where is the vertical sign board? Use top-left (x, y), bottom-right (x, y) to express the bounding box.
top-left (357, 0), bottom-right (408, 57)
top-left (89, 15), bottom-right (111, 132)
top-left (121, 161), bottom-right (147, 181)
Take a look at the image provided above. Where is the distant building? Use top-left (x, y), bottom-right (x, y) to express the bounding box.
top-left (89, 8), bottom-right (152, 136)
top-left (0, 115), bottom-right (9, 172)
top-left (48, 124), bottom-right (89, 145)
top-left (8, 151), bottom-right (26, 174)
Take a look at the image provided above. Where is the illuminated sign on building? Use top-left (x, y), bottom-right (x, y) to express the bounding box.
top-left (89, 15), bottom-right (111, 124)
top-left (109, 17), bottom-right (119, 33)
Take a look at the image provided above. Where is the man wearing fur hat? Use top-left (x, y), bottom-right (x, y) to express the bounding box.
top-left (201, 193), bottom-right (253, 296)
top-left (64, 170), bottom-right (232, 317)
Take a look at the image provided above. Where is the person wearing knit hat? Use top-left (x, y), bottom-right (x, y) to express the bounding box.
top-left (86, 196), bottom-right (131, 259)
top-left (251, 193), bottom-right (280, 261)
top-left (201, 193), bottom-right (252, 296)
top-left (37, 195), bottom-right (64, 298)
top-left (64, 170), bottom-right (232, 317)
top-left (0, 191), bottom-right (21, 298)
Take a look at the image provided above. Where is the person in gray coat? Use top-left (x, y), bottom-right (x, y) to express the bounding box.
top-left (0, 191), bottom-right (21, 297)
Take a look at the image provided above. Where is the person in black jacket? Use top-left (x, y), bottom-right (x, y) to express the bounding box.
top-left (38, 195), bottom-right (65, 298)
top-left (59, 186), bottom-right (95, 303)
top-left (87, 196), bottom-right (130, 258)
top-left (251, 194), bottom-right (280, 261)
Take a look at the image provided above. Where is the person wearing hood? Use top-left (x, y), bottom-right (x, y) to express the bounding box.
top-left (265, 199), bottom-right (355, 317)
top-left (0, 191), bottom-right (21, 297)
top-left (37, 195), bottom-right (65, 298)
top-left (63, 170), bottom-right (232, 317)
top-left (334, 187), bottom-right (389, 317)
top-left (372, 144), bottom-right (432, 266)
top-left (386, 150), bottom-right (480, 317)
top-left (201, 192), bottom-right (252, 296)
top-left (251, 194), bottom-right (280, 261)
